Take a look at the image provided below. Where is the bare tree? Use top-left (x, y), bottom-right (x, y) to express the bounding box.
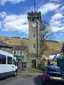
top-left (40, 21), bottom-right (52, 54)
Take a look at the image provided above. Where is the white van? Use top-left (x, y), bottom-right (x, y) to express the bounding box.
top-left (0, 50), bottom-right (18, 79)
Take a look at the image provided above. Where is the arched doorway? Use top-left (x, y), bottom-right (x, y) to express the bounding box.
top-left (32, 59), bottom-right (36, 68)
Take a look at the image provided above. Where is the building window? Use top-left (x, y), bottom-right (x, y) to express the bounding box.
top-left (20, 51), bottom-right (22, 55)
top-left (33, 33), bottom-right (35, 37)
top-left (22, 51), bottom-right (24, 55)
top-left (17, 51), bottom-right (20, 55)
top-left (19, 51), bottom-right (21, 55)
top-left (7, 57), bottom-right (12, 64)
top-left (13, 50), bottom-right (16, 55)
top-left (0, 54), bottom-right (6, 64)
top-left (33, 44), bottom-right (35, 48)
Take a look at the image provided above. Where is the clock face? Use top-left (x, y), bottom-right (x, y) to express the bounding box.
top-left (32, 23), bottom-right (36, 27)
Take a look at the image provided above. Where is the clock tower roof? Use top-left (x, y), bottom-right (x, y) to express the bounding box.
top-left (28, 12), bottom-right (41, 21)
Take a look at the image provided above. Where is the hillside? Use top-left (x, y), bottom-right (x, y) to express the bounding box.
top-left (0, 36), bottom-right (63, 53)
top-left (43, 40), bottom-right (62, 52)
top-left (41, 40), bottom-right (63, 55)
top-left (0, 36), bottom-right (28, 46)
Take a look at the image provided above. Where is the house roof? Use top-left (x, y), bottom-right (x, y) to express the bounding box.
top-left (11, 45), bottom-right (27, 50)
top-left (0, 40), bottom-right (12, 48)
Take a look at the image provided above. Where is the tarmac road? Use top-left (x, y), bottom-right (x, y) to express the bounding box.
top-left (0, 74), bottom-right (43, 85)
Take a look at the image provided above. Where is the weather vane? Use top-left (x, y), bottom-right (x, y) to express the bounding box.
top-left (34, 0), bottom-right (36, 12)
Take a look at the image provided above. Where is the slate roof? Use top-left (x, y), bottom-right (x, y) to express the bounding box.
top-left (11, 45), bottom-right (27, 50)
top-left (0, 40), bottom-right (12, 48)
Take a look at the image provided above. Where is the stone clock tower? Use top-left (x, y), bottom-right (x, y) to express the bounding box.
top-left (28, 12), bottom-right (41, 57)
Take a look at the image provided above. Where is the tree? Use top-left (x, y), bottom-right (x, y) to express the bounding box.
top-left (40, 21), bottom-right (52, 54)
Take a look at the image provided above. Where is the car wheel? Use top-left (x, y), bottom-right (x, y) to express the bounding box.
top-left (13, 71), bottom-right (17, 77)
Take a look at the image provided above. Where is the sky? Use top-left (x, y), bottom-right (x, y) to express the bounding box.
top-left (0, 0), bottom-right (64, 41)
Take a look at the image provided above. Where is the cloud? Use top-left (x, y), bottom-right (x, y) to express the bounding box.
top-left (55, 6), bottom-right (64, 14)
top-left (38, 3), bottom-right (60, 15)
top-left (38, 1), bottom-right (63, 34)
top-left (0, 0), bottom-right (25, 5)
top-left (60, 6), bottom-right (64, 12)
top-left (0, 11), bottom-right (7, 19)
top-left (56, 35), bottom-right (60, 38)
top-left (51, 26), bottom-right (64, 32)
top-left (51, 13), bottom-right (63, 20)
top-left (50, 20), bottom-right (64, 32)
top-left (60, 33), bottom-right (64, 36)
top-left (0, 22), bottom-right (2, 28)
top-left (50, 12), bottom-right (64, 26)
top-left (49, 0), bottom-right (61, 3)
top-left (50, 9), bottom-right (64, 32)
top-left (0, 12), bottom-right (28, 34)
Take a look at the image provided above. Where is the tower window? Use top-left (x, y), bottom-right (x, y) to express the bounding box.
top-left (33, 44), bottom-right (35, 48)
top-left (14, 50), bottom-right (16, 55)
top-left (33, 33), bottom-right (35, 37)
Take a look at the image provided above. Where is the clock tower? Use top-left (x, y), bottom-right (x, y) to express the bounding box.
top-left (28, 12), bottom-right (41, 57)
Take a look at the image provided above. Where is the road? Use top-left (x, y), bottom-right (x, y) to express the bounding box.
top-left (0, 74), bottom-right (43, 85)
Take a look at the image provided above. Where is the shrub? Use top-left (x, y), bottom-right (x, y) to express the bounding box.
top-left (38, 60), bottom-right (45, 71)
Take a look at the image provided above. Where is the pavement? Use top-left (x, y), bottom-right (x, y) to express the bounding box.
top-left (18, 68), bottom-right (43, 74)
top-left (18, 69), bottom-right (43, 76)
top-left (0, 74), bottom-right (43, 85)
top-left (18, 72), bottom-right (43, 76)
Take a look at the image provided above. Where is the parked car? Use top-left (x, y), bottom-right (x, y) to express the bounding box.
top-left (43, 65), bottom-right (64, 85)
